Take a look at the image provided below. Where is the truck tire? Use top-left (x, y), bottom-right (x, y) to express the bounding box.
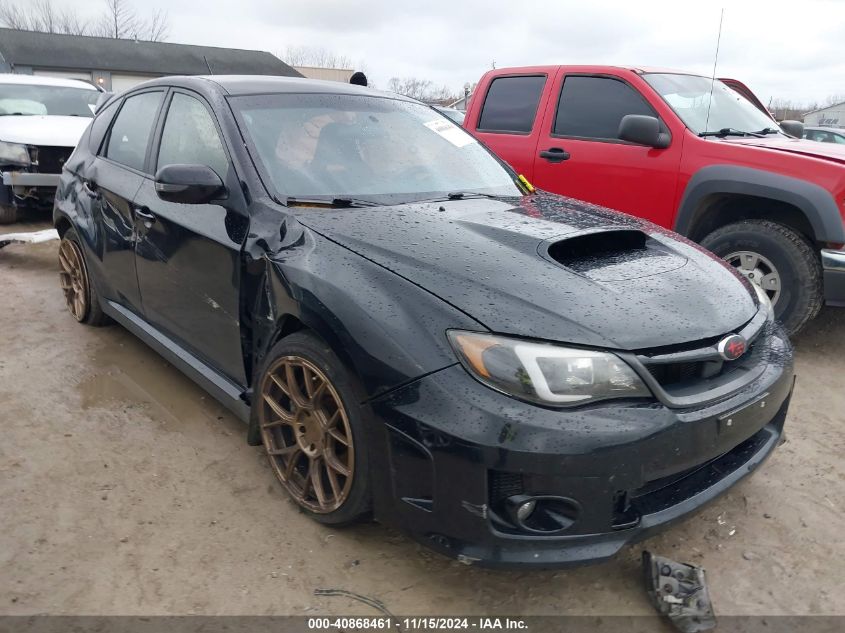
top-left (701, 220), bottom-right (822, 335)
top-left (0, 204), bottom-right (18, 225)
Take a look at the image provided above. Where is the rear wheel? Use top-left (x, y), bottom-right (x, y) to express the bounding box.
top-left (253, 332), bottom-right (371, 525)
top-left (0, 204), bottom-right (18, 225)
top-left (701, 220), bottom-right (822, 335)
top-left (58, 228), bottom-right (109, 326)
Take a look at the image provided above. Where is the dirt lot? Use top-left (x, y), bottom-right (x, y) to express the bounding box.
top-left (1, 221), bottom-right (843, 617)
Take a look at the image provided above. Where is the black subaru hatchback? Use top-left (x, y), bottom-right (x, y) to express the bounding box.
top-left (54, 76), bottom-right (794, 568)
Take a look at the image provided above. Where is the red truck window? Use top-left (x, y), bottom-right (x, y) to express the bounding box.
top-left (554, 76), bottom-right (656, 141)
top-left (478, 75), bottom-right (546, 134)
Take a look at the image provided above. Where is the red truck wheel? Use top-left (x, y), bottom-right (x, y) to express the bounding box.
top-left (701, 220), bottom-right (823, 335)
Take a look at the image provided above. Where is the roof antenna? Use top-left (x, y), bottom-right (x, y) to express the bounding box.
top-left (203, 55), bottom-right (214, 75)
top-left (703, 8), bottom-right (725, 134)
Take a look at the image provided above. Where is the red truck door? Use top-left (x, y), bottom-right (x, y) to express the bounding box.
top-left (466, 70), bottom-right (558, 180)
top-left (532, 71), bottom-right (683, 227)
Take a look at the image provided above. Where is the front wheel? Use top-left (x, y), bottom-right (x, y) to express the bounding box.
top-left (252, 332), bottom-right (371, 525)
top-left (701, 220), bottom-right (822, 335)
top-left (58, 228), bottom-right (109, 326)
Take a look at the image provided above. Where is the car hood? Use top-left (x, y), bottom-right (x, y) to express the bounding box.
top-left (723, 135), bottom-right (845, 164)
top-left (294, 193), bottom-right (757, 350)
top-left (0, 115), bottom-right (91, 147)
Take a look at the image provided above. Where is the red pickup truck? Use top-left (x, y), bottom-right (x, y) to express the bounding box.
top-left (463, 66), bottom-right (845, 333)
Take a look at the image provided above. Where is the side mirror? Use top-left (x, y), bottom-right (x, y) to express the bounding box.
top-left (779, 120), bottom-right (805, 138)
top-left (619, 114), bottom-right (671, 149)
top-left (94, 91), bottom-right (114, 113)
top-left (154, 164), bottom-right (226, 204)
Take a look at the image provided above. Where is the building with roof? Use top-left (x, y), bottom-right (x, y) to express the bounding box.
top-left (0, 28), bottom-right (301, 93)
top-left (293, 66), bottom-right (354, 83)
top-left (804, 101), bottom-right (845, 128)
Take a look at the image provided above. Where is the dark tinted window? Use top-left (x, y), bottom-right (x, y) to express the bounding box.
top-left (478, 75), bottom-right (546, 133)
top-left (105, 91), bottom-right (163, 171)
top-left (554, 76), bottom-right (655, 139)
top-left (88, 100), bottom-right (119, 153)
top-left (157, 93), bottom-right (229, 178)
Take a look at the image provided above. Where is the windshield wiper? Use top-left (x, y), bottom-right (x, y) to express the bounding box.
top-left (285, 196), bottom-right (382, 209)
top-left (752, 127), bottom-right (781, 135)
top-left (413, 191), bottom-right (519, 204)
top-left (699, 128), bottom-right (766, 138)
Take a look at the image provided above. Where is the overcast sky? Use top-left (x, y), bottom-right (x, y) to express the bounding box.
top-left (49, 0), bottom-right (845, 104)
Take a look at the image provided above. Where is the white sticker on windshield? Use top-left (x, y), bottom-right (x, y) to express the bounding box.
top-left (424, 119), bottom-right (477, 148)
top-left (88, 103), bottom-right (97, 114)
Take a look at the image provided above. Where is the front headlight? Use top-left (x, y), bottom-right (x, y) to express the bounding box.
top-left (448, 331), bottom-right (651, 407)
top-left (0, 141), bottom-right (31, 166)
top-left (751, 282), bottom-right (775, 321)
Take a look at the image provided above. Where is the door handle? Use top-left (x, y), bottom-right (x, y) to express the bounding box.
top-left (82, 180), bottom-right (101, 200)
top-left (134, 206), bottom-right (156, 226)
top-left (539, 147), bottom-right (571, 163)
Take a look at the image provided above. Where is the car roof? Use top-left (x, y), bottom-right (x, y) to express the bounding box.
top-left (132, 74), bottom-right (413, 101)
top-left (0, 73), bottom-right (98, 90)
top-left (485, 65), bottom-right (706, 77)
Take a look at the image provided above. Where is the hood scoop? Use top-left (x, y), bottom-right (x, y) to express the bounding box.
top-left (544, 229), bottom-right (688, 282)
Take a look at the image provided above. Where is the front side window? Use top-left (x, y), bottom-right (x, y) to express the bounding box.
top-left (0, 83), bottom-right (99, 117)
top-left (644, 73), bottom-right (779, 136)
top-left (157, 93), bottom-right (229, 178)
top-left (232, 93), bottom-right (522, 204)
top-left (105, 91), bottom-right (163, 171)
top-left (477, 75), bottom-right (546, 133)
top-left (554, 76), bottom-right (656, 140)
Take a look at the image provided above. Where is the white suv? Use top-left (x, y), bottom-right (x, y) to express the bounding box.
top-left (0, 74), bottom-right (100, 224)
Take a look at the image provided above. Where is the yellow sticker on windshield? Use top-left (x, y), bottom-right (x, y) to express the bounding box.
top-left (424, 119), bottom-right (477, 148)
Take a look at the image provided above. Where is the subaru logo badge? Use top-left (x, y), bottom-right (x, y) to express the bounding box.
top-left (718, 334), bottom-right (747, 361)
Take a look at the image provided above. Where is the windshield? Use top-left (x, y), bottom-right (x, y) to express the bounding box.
top-left (643, 73), bottom-right (778, 135)
top-left (231, 93), bottom-right (522, 205)
top-left (0, 83), bottom-right (99, 117)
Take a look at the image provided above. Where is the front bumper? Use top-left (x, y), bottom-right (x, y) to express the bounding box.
top-left (822, 248), bottom-right (845, 306)
top-left (2, 171), bottom-right (61, 187)
top-left (1, 171), bottom-right (60, 212)
top-left (368, 328), bottom-right (794, 568)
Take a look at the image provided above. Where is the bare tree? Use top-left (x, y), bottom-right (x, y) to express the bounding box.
top-left (388, 76), bottom-right (459, 104)
top-left (769, 94), bottom-right (845, 120)
top-left (281, 45), bottom-right (354, 69)
top-left (0, 0), bottom-right (169, 41)
top-left (0, 0), bottom-right (88, 35)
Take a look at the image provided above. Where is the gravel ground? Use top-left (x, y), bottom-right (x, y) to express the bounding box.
top-left (1, 222), bottom-right (843, 618)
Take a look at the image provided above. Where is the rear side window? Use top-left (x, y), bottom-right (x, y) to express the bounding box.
top-left (105, 91), bottom-right (163, 171)
top-left (157, 93), bottom-right (229, 178)
top-left (88, 100), bottom-right (119, 153)
top-left (478, 75), bottom-right (546, 133)
top-left (554, 76), bottom-right (655, 140)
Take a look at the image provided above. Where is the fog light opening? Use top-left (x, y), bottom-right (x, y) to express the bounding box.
top-left (504, 494), bottom-right (581, 534)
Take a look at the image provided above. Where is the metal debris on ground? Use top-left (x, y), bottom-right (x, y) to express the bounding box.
top-left (0, 228), bottom-right (59, 250)
top-left (642, 551), bottom-right (716, 633)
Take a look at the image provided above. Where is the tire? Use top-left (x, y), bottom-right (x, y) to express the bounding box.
top-left (701, 220), bottom-right (822, 335)
top-left (58, 228), bottom-right (110, 326)
top-left (0, 204), bottom-right (18, 225)
top-left (251, 331), bottom-right (371, 525)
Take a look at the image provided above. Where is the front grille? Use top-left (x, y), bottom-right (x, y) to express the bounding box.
top-left (33, 146), bottom-right (72, 174)
top-left (489, 471), bottom-right (524, 504)
top-left (632, 309), bottom-right (771, 405)
top-left (646, 361), bottom-right (703, 386)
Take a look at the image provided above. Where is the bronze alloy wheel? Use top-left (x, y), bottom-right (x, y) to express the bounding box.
top-left (58, 238), bottom-right (89, 322)
top-left (259, 356), bottom-right (355, 513)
